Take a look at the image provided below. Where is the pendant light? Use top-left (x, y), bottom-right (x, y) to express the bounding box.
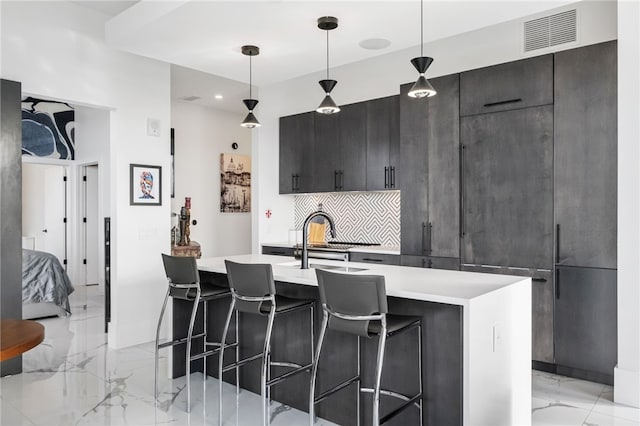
top-left (316, 16), bottom-right (340, 114)
top-left (240, 45), bottom-right (261, 128)
top-left (408, 0), bottom-right (436, 98)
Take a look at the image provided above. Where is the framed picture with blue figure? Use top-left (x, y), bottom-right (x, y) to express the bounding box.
top-left (130, 164), bottom-right (162, 206)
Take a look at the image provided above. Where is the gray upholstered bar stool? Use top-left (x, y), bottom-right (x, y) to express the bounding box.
top-left (310, 269), bottom-right (423, 426)
top-left (155, 254), bottom-right (235, 412)
top-left (219, 260), bottom-right (315, 426)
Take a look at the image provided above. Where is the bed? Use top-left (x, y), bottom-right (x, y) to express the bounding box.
top-left (22, 249), bottom-right (74, 319)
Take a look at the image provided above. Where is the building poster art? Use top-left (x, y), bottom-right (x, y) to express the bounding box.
top-left (220, 153), bottom-right (251, 213)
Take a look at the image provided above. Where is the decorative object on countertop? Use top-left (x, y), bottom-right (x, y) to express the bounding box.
top-left (171, 241), bottom-right (201, 259)
top-left (316, 16), bottom-right (340, 114)
top-left (130, 164), bottom-right (162, 206)
top-left (407, 0), bottom-right (436, 98)
top-left (220, 153), bottom-right (251, 213)
top-left (240, 45), bottom-right (261, 128)
top-left (178, 197), bottom-right (192, 246)
top-left (295, 192), bottom-right (400, 246)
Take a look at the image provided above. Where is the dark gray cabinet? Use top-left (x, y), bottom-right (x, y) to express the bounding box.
top-left (532, 272), bottom-right (555, 364)
top-left (401, 255), bottom-right (460, 271)
top-left (554, 41), bottom-right (617, 270)
top-left (366, 96), bottom-right (399, 191)
top-left (399, 74), bottom-right (460, 258)
top-left (279, 112), bottom-right (314, 194)
top-left (554, 266), bottom-right (617, 381)
top-left (461, 105), bottom-right (554, 270)
top-left (262, 246), bottom-right (295, 257)
top-left (338, 103), bottom-right (367, 191)
top-left (349, 251), bottom-right (400, 265)
top-left (313, 113), bottom-right (340, 193)
top-left (460, 54), bottom-right (553, 116)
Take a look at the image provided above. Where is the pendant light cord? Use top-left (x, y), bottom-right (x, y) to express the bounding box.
top-left (420, 0), bottom-right (424, 57)
top-left (326, 29), bottom-right (329, 80)
top-left (249, 54), bottom-right (253, 100)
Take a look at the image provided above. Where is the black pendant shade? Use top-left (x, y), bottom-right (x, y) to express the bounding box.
top-left (240, 45), bottom-right (261, 128)
top-left (316, 17), bottom-right (340, 114)
top-left (408, 0), bottom-right (436, 98)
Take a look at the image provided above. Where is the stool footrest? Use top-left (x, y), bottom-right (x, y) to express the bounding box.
top-left (314, 375), bottom-right (360, 405)
top-left (158, 332), bottom-right (206, 349)
top-left (379, 392), bottom-right (422, 424)
top-left (189, 342), bottom-right (238, 362)
top-left (266, 362), bottom-right (312, 387)
top-left (222, 352), bottom-right (263, 373)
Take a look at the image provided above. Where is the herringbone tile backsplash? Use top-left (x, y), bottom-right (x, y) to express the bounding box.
top-left (294, 191), bottom-right (400, 246)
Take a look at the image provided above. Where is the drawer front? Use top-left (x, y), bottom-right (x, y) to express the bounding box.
top-left (460, 54), bottom-right (553, 116)
top-left (261, 246), bottom-right (294, 257)
top-left (349, 252), bottom-right (400, 265)
top-left (401, 255), bottom-right (460, 271)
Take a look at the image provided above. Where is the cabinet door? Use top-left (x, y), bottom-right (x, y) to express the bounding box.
top-left (349, 252), bottom-right (400, 265)
top-left (426, 74), bottom-right (460, 259)
top-left (532, 272), bottom-right (554, 363)
top-left (555, 266), bottom-right (617, 377)
top-left (554, 41), bottom-right (617, 269)
top-left (461, 106), bottom-right (553, 269)
top-left (399, 84), bottom-right (429, 255)
top-left (366, 96), bottom-right (399, 190)
top-left (460, 54), bottom-right (553, 116)
top-left (401, 255), bottom-right (459, 271)
top-left (279, 113), bottom-right (314, 194)
top-left (338, 103), bottom-right (367, 191)
top-left (313, 113), bottom-right (340, 192)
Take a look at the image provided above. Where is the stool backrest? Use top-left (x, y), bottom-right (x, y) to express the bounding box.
top-left (315, 269), bottom-right (387, 338)
top-left (225, 260), bottom-right (276, 314)
top-left (162, 254), bottom-right (200, 299)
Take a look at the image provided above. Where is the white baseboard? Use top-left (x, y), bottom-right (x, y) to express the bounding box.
top-left (615, 366), bottom-right (640, 408)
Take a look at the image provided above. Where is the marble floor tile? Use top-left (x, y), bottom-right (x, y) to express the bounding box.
top-left (584, 410), bottom-right (640, 426)
top-left (590, 388), bottom-right (640, 423)
top-left (532, 396), bottom-right (591, 425)
top-left (0, 398), bottom-right (36, 425)
top-left (532, 369), bottom-right (606, 412)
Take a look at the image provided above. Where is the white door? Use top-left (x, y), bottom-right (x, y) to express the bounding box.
top-left (43, 166), bottom-right (67, 266)
top-left (85, 165), bottom-right (100, 286)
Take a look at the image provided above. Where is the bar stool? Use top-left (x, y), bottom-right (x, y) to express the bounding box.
top-left (219, 260), bottom-right (315, 426)
top-left (310, 269), bottom-right (423, 426)
top-left (155, 254), bottom-right (235, 412)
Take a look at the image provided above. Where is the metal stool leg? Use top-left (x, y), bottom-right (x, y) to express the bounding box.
top-left (219, 297), bottom-right (236, 426)
top-left (262, 304), bottom-right (276, 426)
top-left (309, 310), bottom-right (328, 426)
top-left (155, 288), bottom-right (171, 402)
top-left (186, 290), bottom-right (201, 412)
top-left (357, 335), bottom-right (361, 426)
top-left (373, 320), bottom-right (387, 426)
top-left (418, 321), bottom-right (423, 423)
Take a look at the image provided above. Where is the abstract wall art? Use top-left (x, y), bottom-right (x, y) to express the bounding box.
top-left (130, 164), bottom-right (162, 206)
top-left (220, 153), bottom-right (251, 213)
top-left (22, 97), bottom-right (75, 160)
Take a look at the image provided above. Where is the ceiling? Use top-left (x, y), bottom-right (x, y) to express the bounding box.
top-left (70, 1), bottom-right (139, 17)
top-left (97, 0), bottom-right (578, 112)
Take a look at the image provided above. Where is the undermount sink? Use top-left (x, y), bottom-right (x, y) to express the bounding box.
top-left (277, 261), bottom-right (367, 273)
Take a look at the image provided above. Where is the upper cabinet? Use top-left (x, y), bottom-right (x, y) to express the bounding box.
top-left (554, 41), bottom-right (617, 270)
top-left (338, 103), bottom-right (367, 192)
top-left (279, 112), bottom-right (314, 194)
top-left (366, 96), bottom-right (399, 191)
top-left (460, 55), bottom-right (553, 116)
top-left (312, 113), bottom-right (341, 193)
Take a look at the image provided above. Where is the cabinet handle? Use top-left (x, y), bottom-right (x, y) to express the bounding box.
top-left (555, 269), bottom-right (560, 299)
top-left (428, 259), bottom-right (433, 268)
top-left (427, 222), bottom-right (433, 255)
top-left (555, 224), bottom-right (560, 264)
top-left (460, 145), bottom-right (466, 237)
top-left (361, 258), bottom-right (383, 262)
top-left (384, 166), bottom-right (389, 188)
top-left (292, 174), bottom-right (296, 192)
top-left (421, 257), bottom-right (426, 268)
top-left (334, 170), bottom-right (340, 191)
top-left (390, 166), bottom-right (396, 188)
top-left (483, 98), bottom-right (522, 108)
top-left (421, 222), bottom-right (427, 255)
top-left (532, 278), bottom-right (547, 282)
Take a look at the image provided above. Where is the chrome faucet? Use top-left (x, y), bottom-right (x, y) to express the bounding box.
top-left (301, 208), bottom-right (336, 269)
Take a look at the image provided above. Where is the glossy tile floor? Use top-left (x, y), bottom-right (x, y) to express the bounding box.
top-left (1, 285), bottom-right (638, 426)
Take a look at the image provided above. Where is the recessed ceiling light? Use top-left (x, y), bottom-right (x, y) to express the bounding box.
top-left (215, 94), bottom-right (223, 100)
top-left (358, 38), bottom-right (391, 50)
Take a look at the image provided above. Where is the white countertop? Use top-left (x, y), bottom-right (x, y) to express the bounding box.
top-left (198, 254), bottom-right (529, 307)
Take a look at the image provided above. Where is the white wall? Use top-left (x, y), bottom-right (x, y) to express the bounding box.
top-left (171, 101), bottom-right (252, 257)
top-left (1, 1), bottom-right (171, 348)
top-left (615, 0), bottom-right (640, 409)
top-left (254, 0), bottom-right (617, 249)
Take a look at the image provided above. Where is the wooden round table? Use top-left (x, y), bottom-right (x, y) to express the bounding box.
top-left (0, 319), bottom-right (45, 361)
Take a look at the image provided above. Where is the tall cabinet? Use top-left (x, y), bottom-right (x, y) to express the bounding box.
top-left (399, 74), bottom-right (460, 269)
top-left (553, 41), bottom-right (617, 382)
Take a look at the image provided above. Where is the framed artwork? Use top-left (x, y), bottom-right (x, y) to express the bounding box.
top-left (220, 153), bottom-right (251, 213)
top-left (170, 128), bottom-right (175, 198)
top-left (130, 164), bottom-right (162, 206)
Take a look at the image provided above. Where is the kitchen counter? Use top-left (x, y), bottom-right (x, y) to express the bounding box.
top-left (189, 254), bottom-right (532, 425)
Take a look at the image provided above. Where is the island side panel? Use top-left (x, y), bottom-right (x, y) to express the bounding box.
top-left (467, 278), bottom-right (531, 425)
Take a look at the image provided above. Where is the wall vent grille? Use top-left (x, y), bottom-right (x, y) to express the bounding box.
top-left (524, 9), bottom-right (577, 52)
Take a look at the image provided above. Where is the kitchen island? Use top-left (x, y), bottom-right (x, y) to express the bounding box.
top-left (171, 254), bottom-right (531, 425)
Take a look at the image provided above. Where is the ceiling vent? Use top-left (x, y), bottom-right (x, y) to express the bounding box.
top-left (182, 96), bottom-right (201, 101)
top-left (524, 9), bottom-right (577, 52)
